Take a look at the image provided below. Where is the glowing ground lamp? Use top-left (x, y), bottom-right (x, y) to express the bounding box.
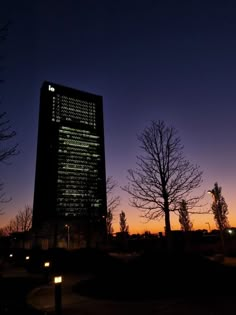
top-left (44, 261), bottom-right (50, 268)
top-left (43, 261), bottom-right (51, 283)
top-left (54, 275), bottom-right (62, 315)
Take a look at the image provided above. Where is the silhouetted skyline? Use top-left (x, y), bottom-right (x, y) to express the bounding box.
top-left (1, 0), bottom-right (236, 233)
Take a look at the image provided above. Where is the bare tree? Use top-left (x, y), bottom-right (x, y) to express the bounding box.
top-left (0, 23), bottom-right (18, 210)
top-left (208, 182), bottom-right (230, 255)
top-left (0, 112), bottom-right (18, 163)
top-left (106, 209), bottom-right (114, 236)
top-left (0, 218), bottom-right (19, 235)
top-left (123, 120), bottom-right (203, 251)
top-left (106, 176), bottom-right (120, 236)
top-left (106, 176), bottom-right (120, 213)
top-left (179, 199), bottom-right (193, 232)
top-left (1, 205), bottom-right (32, 235)
top-left (0, 112), bottom-right (18, 208)
top-left (119, 210), bottom-right (129, 233)
top-left (16, 205), bottom-right (32, 232)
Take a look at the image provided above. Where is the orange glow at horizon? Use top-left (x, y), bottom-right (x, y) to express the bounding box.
top-left (112, 202), bottom-right (236, 235)
top-left (1, 193), bottom-right (236, 235)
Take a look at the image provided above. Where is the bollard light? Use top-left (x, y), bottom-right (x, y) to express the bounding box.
top-left (54, 275), bottom-right (62, 315)
top-left (54, 276), bottom-right (62, 284)
top-left (43, 261), bottom-right (51, 284)
top-left (44, 261), bottom-right (50, 268)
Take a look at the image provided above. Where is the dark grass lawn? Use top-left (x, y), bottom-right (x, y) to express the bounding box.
top-left (0, 277), bottom-right (46, 314)
top-left (72, 251), bottom-right (236, 301)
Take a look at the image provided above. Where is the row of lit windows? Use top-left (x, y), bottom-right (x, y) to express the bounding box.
top-left (57, 182), bottom-right (99, 191)
top-left (51, 114), bottom-right (96, 127)
top-left (59, 132), bottom-right (100, 143)
top-left (56, 179), bottom-right (100, 187)
top-left (52, 96), bottom-right (96, 110)
top-left (52, 101), bottom-right (96, 117)
top-left (62, 126), bottom-right (90, 134)
top-left (57, 157), bottom-right (99, 165)
top-left (57, 202), bottom-right (101, 209)
top-left (58, 163), bottom-right (99, 171)
top-left (61, 138), bottom-right (99, 146)
top-left (60, 95), bottom-right (96, 107)
top-left (58, 145), bottom-right (99, 154)
top-left (57, 175), bottom-right (99, 184)
top-left (58, 155), bottom-right (99, 164)
top-left (59, 135), bottom-right (99, 146)
top-left (57, 155), bottom-right (100, 162)
top-left (58, 145), bottom-right (99, 155)
top-left (57, 199), bottom-right (102, 205)
top-left (51, 117), bottom-right (96, 127)
top-left (57, 180), bottom-right (99, 188)
top-left (57, 167), bottom-right (100, 176)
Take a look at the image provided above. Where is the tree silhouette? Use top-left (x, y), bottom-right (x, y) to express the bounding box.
top-left (123, 120), bottom-right (203, 252)
top-left (106, 209), bottom-right (114, 236)
top-left (0, 24), bottom-right (18, 210)
top-left (106, 176), bottom-right (120, 212)
top-left (1, 205), bottom-right (32, 235)
top-left (106, 176), bottom-right (120, 236)
top-left (179, 199), bottom-right (193, 232)
top-left (119, 210), bottom-right (129, 233)
top-left (0, 112), bottom-right (18, 164)
top-left (208, 182), bottom-right (230, 255)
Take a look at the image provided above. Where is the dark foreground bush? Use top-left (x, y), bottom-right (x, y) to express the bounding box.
top-left (73, 251), bottom-right (236, 301)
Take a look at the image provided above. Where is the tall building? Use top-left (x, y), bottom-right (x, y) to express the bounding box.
top-left (32, 81), bottom-right (107, 249)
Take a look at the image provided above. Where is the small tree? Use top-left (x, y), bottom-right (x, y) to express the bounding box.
top-left (209, 183), bottom-right (229, 230)
top-left (179, 199), bottom-right (193, 232)
top-left (106, 176), bottom-right (120, 237)
top-left (119, 210), bottom-right (129, 234)
top-left (208, 182), bottom-right (230, 254)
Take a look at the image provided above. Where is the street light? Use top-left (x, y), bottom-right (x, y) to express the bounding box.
top-left (65, 224), bottom-right (70, 249)
top-left (205, 222), bottom-right (211, 232)
top-left (208, 189), bottom-right (215, 200)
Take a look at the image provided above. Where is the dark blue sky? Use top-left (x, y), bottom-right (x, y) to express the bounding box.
top-left (1, 0), bottom-right (236, 232)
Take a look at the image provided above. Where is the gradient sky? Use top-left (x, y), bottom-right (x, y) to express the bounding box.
top-left (1, 0), bottom-right (236, 234)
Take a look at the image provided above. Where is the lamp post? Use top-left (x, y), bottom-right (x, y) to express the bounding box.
top-left (65, 224), bottom-right (70, 249)
top-left (205, 222), bottom-right (211, 232)
top-left (54, 275), bottom-right (62, 315)
top-left (43, 261), bottom-right (50, 283)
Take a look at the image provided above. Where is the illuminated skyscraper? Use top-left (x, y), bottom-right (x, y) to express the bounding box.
top-left (32, 81), bottom-right (107, 248)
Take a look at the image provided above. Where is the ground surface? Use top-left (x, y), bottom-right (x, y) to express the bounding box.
top-left (2, 250), bottom-right (236, 314)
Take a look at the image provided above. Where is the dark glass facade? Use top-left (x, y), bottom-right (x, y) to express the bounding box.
top-left (32, 81), bottom-right (107, 247)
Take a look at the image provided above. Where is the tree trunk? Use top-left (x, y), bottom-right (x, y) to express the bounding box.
top-left (164, 208), bottom-right (172, 253)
